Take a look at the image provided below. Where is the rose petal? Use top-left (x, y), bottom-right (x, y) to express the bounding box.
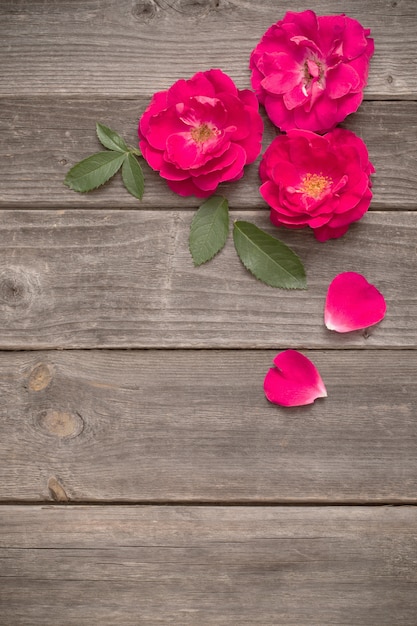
top-left (324, 272), bottom-right (386, 332)
top-left (167, 177), bottom-right (210, 198)
top-left (138, 91), bottom-right (169, 138)
top-left (261, 52), bottom-right (301, 94)
top-left (314, 222), bottom-right (351, 242)
top-left (146, 108), bottom-right (188, 150)
top-left (192, 144), bottom-right (246, 191)
top-left (138, 142), bottom-right (164, 171)
top-left (264, 350), bottom-right (327, 407)
top-left (264, 95), bottom-right (296, 130)
top-left (340, 16), bottom-right (373, 59)
top-left (204, 68), bottom-right (238, 96)
top-left (237, 107), bottom-right (264, 162)
top-left (159, 160), bottom-right (190, 181)
top-left (326, 63), bottom-right (360, 99)
top-left (166, 133), bottom-right (202, 169)
top-left (166, 74), bottom-right (215, 105)
top-left (314, 15), bottom-right (346, 56)
top-left (283, 83), bottom-right (309, 110)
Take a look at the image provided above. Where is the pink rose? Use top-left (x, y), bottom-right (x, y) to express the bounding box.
top-left (259, 128), bottom-right (375, 241)
top-left (250, 10), bottom-right (374, 133)
top-left (138, 69), bottom-right (263, 197)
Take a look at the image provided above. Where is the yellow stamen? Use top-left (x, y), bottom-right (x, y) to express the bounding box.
top-left (300, 172), bottom-right (332, 199)
top-left (191, 123), bottom-right (214, 144)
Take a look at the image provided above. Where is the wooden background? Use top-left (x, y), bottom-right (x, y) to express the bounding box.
top-left (1, 0), bottom-right (416, 623)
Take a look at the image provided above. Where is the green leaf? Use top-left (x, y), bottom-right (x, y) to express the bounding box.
top-left (121, 152), bottom-right (145, 200)
top-left (64, 151), bottom-right (126, 193)
top-left (189, 196), bottom-right (230, 266)
top-left (96, 122), bottom-right (129, 152)
top-left (233, 220), bottom-right (307, 289)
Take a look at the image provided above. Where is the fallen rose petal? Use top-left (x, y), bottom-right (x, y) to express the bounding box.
top-left (325, 272), bottom-right (386, 332)
top-left (264, 350), bottom-right (327, 407)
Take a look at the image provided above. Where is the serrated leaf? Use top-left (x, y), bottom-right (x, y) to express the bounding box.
top-left (64, 151), bottom-right (126, 193)
top-left (233, 220), bottom-right (306, 289)
top-left (121, 152), bottom-right (145, 200)
top-left (189, 196), bottom-right (229, 266)
top-left (96, 122), bottom-right (129, 152)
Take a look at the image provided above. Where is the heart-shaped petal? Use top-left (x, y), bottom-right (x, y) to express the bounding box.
top-left (264, 350), bottom-right (327, 407)
top-left (325, 271), bottom-right (386, 332)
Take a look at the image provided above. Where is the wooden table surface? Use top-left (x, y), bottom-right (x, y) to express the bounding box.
top-left (1, 1), bottom-right (417, 623)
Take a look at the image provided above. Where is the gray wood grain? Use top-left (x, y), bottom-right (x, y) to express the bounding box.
top-left (1, 349), bottom-right (416, 502)
top-left (1, 505), bottom-right (416, 624)
top-left (1, 99), bottom-right (416, 209)
top-left (0, 210), bottom-right (414, 349)
top-left (0, 2), bottom-right (416, 620)
top-left (0, 0), bottom-right (415, 99)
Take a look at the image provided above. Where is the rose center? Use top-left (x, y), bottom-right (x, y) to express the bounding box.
top-left (191, 123), bottom-right (215, 144)
top-left (300, 173), bottom-right (332, 199)
top-left (305, 60), bottom-right (320, 79)
top-left (302, 58), bottom-right (325, 95)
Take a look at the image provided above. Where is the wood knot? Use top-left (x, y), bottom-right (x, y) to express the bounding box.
top-left (132, 0), bottom-right (158, 20)
top-left (48, 476), bottom-right (69, 502)
top-left (38, 409), bottom-right (84, 439)
top-left (0, 266), bottom-right (40, 310)
top-left (28, 362), bottom-right (53, 392)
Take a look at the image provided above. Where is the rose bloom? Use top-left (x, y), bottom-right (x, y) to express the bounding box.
top-left (259, 128), bottom-right (374, 241)
top-left (138, 69), bottom-right (263, 197)
top-left (250, 10), bottom-right (374, 133)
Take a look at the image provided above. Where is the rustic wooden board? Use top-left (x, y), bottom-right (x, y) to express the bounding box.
top-left (1, 0), bottom-right (415, 99)
top-left (0, 210), bottom-right (414, 349)
top-left (1, 99), bottom-right (416, 209)
top-left (1, 349), bottom-right (416, 502)
top-left (1, 505), bottom-right (416, 624)
top-left (2, 2), bottom-right (417, 621)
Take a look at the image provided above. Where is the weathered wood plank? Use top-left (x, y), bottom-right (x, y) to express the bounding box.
top-left (0, 0), bottom-right (415, 99)
top-left (1, 349), bottom-right (416, 502)
top-left (1, 99), bottom-right (416, 209)
top-left (1, 505), bottom-right (416, 624)
top-left (0, 210), bottom-right (414, 349)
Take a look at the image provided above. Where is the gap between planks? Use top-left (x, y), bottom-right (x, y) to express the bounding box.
top-left (1, 500), bottom-right (417, 507)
